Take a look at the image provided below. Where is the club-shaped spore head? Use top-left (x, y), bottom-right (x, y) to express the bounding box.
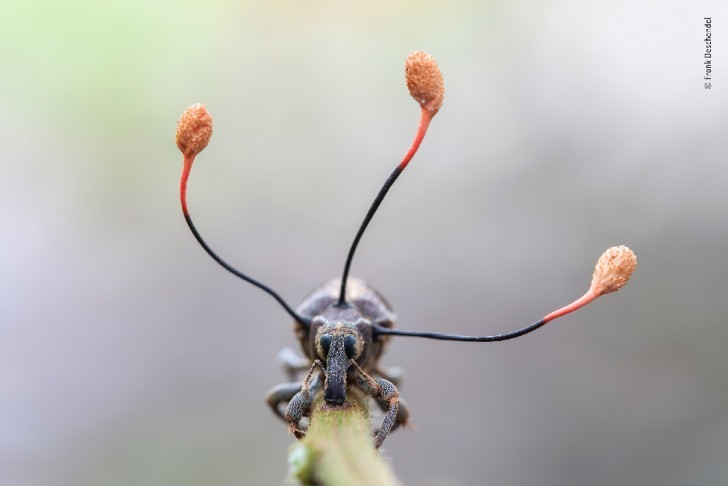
top-left (405, 51), bottom-right (445, 117)
top-left (177, 103), bottom-right (213, 216)
top-left (589, 245), bottom-right (637, 297)
top-left (176, 103), bottom-right (213, 159)
top-left (540, 245), bottom-right (637, 324)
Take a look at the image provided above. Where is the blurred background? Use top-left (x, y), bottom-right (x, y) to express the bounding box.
top-left (2, 1), bottom-right (727, 485)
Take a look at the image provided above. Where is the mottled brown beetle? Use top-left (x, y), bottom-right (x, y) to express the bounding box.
top-left (176, 52), bottom-right (637, 448)
top-left (266, 278), bottom-right (403, 448)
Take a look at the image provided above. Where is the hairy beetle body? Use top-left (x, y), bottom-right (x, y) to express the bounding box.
top-left (267, 277), bottom-right (408, 447)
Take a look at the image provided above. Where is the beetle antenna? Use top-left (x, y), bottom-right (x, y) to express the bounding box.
top-left (338, 51), bottom-right (445, 306)
top-left (373, 246), bottom-right (637, 341)
top-left (176, 104), bottom-right (310, 327)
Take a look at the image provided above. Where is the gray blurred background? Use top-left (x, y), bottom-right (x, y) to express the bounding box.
top-left (2, 1), bottom-right (727, 485)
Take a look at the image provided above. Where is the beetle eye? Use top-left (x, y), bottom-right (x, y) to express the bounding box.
top-left (344, 335), bottom-right (357, 359)
top-left (319, 335), bottom-right (332, 357)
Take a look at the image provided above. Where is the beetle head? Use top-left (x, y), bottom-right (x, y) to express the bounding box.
top-left (311, 306), bottom-right (371, 405)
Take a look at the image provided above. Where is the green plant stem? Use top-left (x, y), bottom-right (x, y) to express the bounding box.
top-left (287, 390), bottom-right (401, 486)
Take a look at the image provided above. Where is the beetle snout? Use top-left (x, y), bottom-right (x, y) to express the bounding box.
top-left (323, 337), bottom-right (350, 406)
top-left (324, 388), bottom-right (346, 405)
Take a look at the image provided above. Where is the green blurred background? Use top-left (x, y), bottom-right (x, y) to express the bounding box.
top-left (3, 1), bottom-right (728, 485)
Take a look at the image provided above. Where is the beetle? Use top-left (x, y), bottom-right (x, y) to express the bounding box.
top-left (175, 51), bottom-right (636, 448)
top-left (266, 277), bottom-right (403, 448)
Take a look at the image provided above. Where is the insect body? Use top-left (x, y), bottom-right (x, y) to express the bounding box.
top-left (266, 278), bottom-right (405, 448)
top-left (175, 51), bottom-right (637, 448)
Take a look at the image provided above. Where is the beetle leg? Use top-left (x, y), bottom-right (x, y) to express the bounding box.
top-left (277, 347), bottom-right (312, 382)
top-left (374, 364), bottom-right (408, 431)
top-left (266, 381), bottom-right (304, 422)
top-left (285, 360), bottom-right (324, 439)
top-left (350, 360), bottom-right (399, 448)
top-left (375, 395), bottom-right (410, 433)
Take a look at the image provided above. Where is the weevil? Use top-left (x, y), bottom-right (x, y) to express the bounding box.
top-left (175, 51), bottom-right (637, 448)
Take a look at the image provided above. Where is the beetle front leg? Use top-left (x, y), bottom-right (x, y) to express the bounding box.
top-left (375, 395), bottom-right (410, 433)
top-left (285, 359), bottom-right (324, 439)
top-left (266, 381), bottom-right (304, 422)
top-left (350, 361), bottom-right (399, 448)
